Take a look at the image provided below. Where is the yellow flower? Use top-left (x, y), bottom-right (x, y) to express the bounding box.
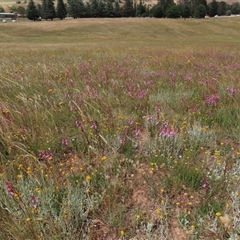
top-left (136, 214), bottom-right (140, 219)
top-left (155, 209), bottom-right (161, 214)
top-left (120, 230), bottom-right (125, 236)
top-left (18, 164), bottom-right (23, 170)
top-left (216, 212), bottom-right (221, 217)
top-left (26, 167), bottom-right (31, 174)
top-left (86, 175), bottom-right (91, 181)
top-left (101, 156), bottom-right (107, 161)
top-left (26, 218), bottom-right (31, 222)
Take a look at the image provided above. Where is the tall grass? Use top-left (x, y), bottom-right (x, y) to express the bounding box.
top-left (0, 18), bottom-right (240, 239)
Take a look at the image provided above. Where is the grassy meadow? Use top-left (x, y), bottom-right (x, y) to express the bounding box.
top-left (0, 18), bottom-right (240, 239)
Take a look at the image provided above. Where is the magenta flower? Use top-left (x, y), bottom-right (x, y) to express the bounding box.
top-left (135, 126), bottom-right (141, 136)
top-left (75, 119), bottom-right (84, 131)
top-left (38, 150), bottom-right (53, 161)
top-left (159, 121), bottom-right (177, 137)
top-left (30, 193), bottom-right (39, 209)
top-left (205, 93), bottom-right (220, 107)
top-left (4, 181), bottom-right (15, 197)
top-left (128, 119), bottom-right (134, 125)
top-left (91, 121), bottom-right (98, 130)
top-left (226, 86), bottom-right (237, 97)
top-left (61, 138), bottom-right (68, 146)
top-left (201, 176), bottom-right (211, 189)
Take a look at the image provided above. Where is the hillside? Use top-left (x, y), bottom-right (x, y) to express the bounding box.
top-left (1, 0), bottom-right (240, 12)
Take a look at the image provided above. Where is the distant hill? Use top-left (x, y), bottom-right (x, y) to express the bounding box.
top-left (1, 0), bottom-right (240, 12)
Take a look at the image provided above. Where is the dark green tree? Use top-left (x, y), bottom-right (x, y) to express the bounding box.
top-left (181, 4), bottom-right (191, 17)
top-left (208, 0), bottom-right (218, 16)
top-left (122, 0), bottom-right (134, 17)
top-left (78, 0), bottom-right (87, 17)
top-left (197, 0), bottom-right (207, 7)
top-left (0, 5), bottom-right (5, 12)
top-left (231, 2), bottom-right (240, 14)
top-left (17, 6), bottom-right (26, 16)
top-left (136, 0), bottom-right (146, 16)
top-left (36, 3), bottom-right (42, 17)
top-left (166, 4), bottom-right (180, 18)
top-left (106, 0), bottom-right (114, 17)
top-left (189, 0), bottom-right (206, 17)
top-left (91, 0), bottom-right (99, 17)
top-left (152, 5), bottom-right (164, 17)
top-left (217, 1), bottom-right (227, 15)
top-left (9, 5), bottom-right (17, 13)
top-left (26, 0), bottom-right (39, 20)
top-left (85, 2), bottom-right (92, 17)
top-left (142, 5), bottom-right (149, 17)
top-left (68, 0), bottom-right (78, 18)
top-left (194, 3), bottom-right (206, 17)
top-left (42, 0), bottom-right (56, 20)
top-left (98, 0), bottom-right (107, 17)
top-left (114, 1), bottom-right (122, 17)
top-left (68, 0), bottom-right (86, 18)
top-left (57, 0), bottom-right (67, 19)
top-left (158, 0), bottom-right (174, 16)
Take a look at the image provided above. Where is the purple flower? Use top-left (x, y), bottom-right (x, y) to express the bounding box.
top-left (147, 114), bottom-right (153, 121)
top-left (226, 86), bottom-right (237, 97)
top-left (61, 138), bottom-right (68, 146)
top-left (205, 93), bottom-right (220, 107)
top-left (201, 176), bottom-right (211, 189)
top-left (4, 181), bottom-right (15, 197)
top-left (39, 150), bottom-right (53, 161)
top-left (128, 119), bottom-right (134, 125)
top-left (75, 119), bottom-right (84, 131)
top-left (91, 121), bottom-right (98, 130)
top-left (30, 193), bottom-right (39, 209)
top-left (135, 126), bottom-right (141, 136)
top-left (159, 121), bottom-right (177, 137)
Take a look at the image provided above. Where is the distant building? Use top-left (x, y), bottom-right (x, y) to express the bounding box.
top-left (0, 12), bottom-right (17, 22)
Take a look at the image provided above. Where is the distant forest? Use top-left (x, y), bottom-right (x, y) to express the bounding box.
top-left (1, 0), bottom-right (240, 20)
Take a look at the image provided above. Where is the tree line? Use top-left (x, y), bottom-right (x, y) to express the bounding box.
top-left (9, 0), bottom-right (240, 21)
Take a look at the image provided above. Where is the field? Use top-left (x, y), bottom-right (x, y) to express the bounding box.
top-left (0, 18), bottom-right (240, 239)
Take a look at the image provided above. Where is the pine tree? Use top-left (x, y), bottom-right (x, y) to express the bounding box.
top-left (106, 0), bottom-right (114, 17)
top-left (78, 0), bottom-right (87, 18)
top-left (42, 0), bottom-right (56, 20)
top-left (98, 0), bottom-right (107, 17)
top-left (114, 1), bottom-right (122, 17)
top-left (57, 0), bottom-right (67, 19)
top-left (26, 0), bottom-right (39, 21)
top-left (122, 0), bottom-right (134, 17)
top-left (136, 0), bottom-right (146, 17)
top-left (91, 0), bottom-right (99, 17)
top-left (158, 0), bottom-right (174, 16)
top-left (68, 0), bottom-right (78, 18)
top-left (85, 2), bottom-right (92, 17)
